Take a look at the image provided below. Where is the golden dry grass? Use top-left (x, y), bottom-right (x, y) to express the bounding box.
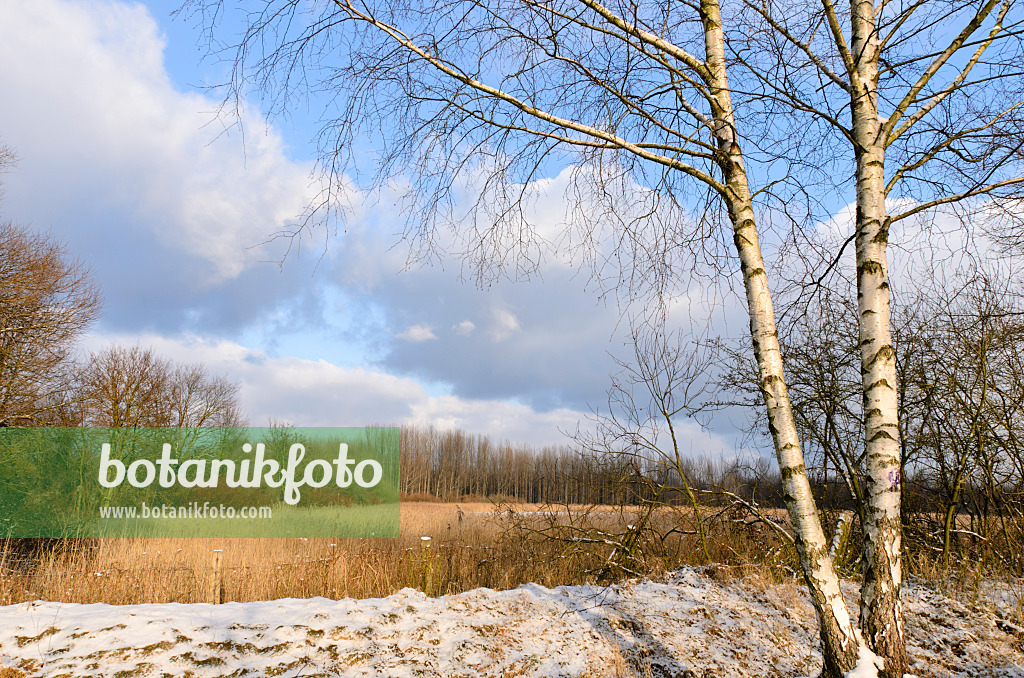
top-left (0, 501), bottom-right (806, 606)
top-left (0, 503), bottom-right (613, 604)
top-left (4, 500), bottom-right (1008, 608)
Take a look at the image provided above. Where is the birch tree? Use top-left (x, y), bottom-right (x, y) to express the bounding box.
top-left (184, 0), bottom-right (1024, 674)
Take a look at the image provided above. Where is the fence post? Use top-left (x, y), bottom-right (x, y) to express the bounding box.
top-left (209, 549), bottom-right (224, 604)
top-left (420, 536), bottom-right (432, 596)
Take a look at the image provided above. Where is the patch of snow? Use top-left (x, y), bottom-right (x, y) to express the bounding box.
top-left (0, 569), bottom-right (1021, 677)
top-left (844, 643), bottom-right (883, 678)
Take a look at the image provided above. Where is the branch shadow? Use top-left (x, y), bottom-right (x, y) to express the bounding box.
top-left (523, 582), bottom-right (697, 678)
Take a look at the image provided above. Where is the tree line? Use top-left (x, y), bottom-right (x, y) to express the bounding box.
top-left (400, 424), bottom-right (640, 504)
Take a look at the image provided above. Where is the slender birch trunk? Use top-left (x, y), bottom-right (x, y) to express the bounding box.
top-left (849, 1), bottom-right (907, 675)
top-left (702, 0), bottom-right (861, 673)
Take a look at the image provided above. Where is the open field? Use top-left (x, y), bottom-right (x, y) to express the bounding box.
top-left (0, 500), bottom-right (809, 606)
top-left (3, 502), bottom-right (684, 605)
top-left (0, 501), bottom-right (1006, 607)
top-left (1, 502), bottom-right (1024, 676)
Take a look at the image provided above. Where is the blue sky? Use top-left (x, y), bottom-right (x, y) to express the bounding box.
top-left (0, 0), bottom-right (751, 452)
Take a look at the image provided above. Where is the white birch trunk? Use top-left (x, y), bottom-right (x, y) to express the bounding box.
top-left (701, 1), bottom-right (862, 673)
top-left (849, 1), bottom-right (907, 675)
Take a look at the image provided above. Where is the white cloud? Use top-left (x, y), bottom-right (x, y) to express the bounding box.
top-left (83, 332), bottom-right (593, 447)
top-left (396, 324), bottom-right (438, 342)
top-left (0, 0), bottom-right (751, 454)
top-left (488, 308), bottom-right (521, 341)
top-left (452, 320), bottom-right (476, 335)
top-left (813, 202), bottom-right (858, 238)
top-left (407, 396), bottom-right (584, 445)
top-left (0, 0), bottom-right (332, 285)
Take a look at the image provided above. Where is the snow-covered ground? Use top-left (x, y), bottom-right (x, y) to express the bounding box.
top-left (1, 568), bottom-right (1022, 677)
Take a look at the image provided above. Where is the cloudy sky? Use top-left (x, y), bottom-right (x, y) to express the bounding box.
top-left (0, 0), bottom-right (755, 452)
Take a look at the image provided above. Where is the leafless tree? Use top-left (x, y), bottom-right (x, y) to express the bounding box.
top-left (910, 270), bottom-right (1024, 569)
top-left (727, 260), bottom-right (1024, 570)
top-left (182, 0), bottom-right (1024, 673)
top-left (399, 423), bottom-right (607, 502)
top-left (76, 345), bottom-right (246, 429)
top-left (0, 147), bottom-right (103, 427)
top-left (574, 321), bottom-right (718, 563)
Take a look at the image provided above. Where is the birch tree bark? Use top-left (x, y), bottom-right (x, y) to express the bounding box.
top-left (701, 0), bottom-right (863, 670)
top-left (846, 3), bottom-right (907, 673)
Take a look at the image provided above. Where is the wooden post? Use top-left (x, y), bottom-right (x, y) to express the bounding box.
top-left (420, 536), bottom-right (432, 596)
top-left (209, 549), bottom-right (223, 604)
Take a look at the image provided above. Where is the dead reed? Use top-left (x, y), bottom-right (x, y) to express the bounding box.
top-left (0, 501), bottom-right (793, 605)
top-left (3, 501), bottom-right (1014, 607)
top-left (0, 503), bottom-right (597, 604)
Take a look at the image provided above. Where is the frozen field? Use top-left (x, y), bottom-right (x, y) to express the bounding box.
top-left (1, 568), bottom-right (1022, 677)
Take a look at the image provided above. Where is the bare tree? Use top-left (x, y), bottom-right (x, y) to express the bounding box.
top-left (77, 345), bottom-right (246, 429)
top-left (182, 1), bottom-right (1024, 674)
top-left (0, 148), bottom-right (103, 427)
top-left (166, 361), bottom-right (247, 429)
top-left (911, 270), bottom-right (1024, 569)
top-left (726, 260), bottom-right (1024, 569)
top-left (574, 321), bottom-right (718, 564)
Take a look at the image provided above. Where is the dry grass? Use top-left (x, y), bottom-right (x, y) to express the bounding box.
top-left (1, 501), bottom-right (795, 605)
top-left (25, 501), bottom-right (1003, 607)
top-left (2, 500), bottom-right (1016, 617)
top-left (3, 502), bottom-right (681, 605)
